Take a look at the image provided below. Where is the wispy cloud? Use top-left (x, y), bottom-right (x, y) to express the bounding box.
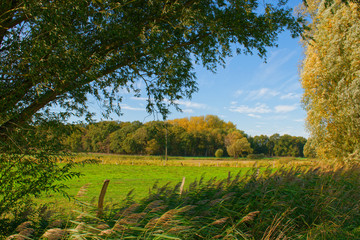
top-left (131, 97), bottom-right (148, 101)
top-left (246, 88), bottom-right (280, 100)
top-left (121, 104), bottom-right (145, 111)
top-left (280, 93), bottom-right (302, 100)
top-left (248, 113), bottom-right (261, 118)
top-left (274, 105), bottom-right (297, 113)
top-left (253, 49), bottom-right (298, 84)
top-left (174, 100), bottom-right (207, 109)
top-left (182, 109), bottom-right (194, 113)
top-left (133, 97), bottom-right (208, 110)
top-left (234, 90), bottom-right (243, 97)
top-left (294, 118), bottom-right (305, 122)
top-left (229, 103), bottom-right (271, 114)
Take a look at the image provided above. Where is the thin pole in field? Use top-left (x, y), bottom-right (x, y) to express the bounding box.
top-left (97, 179), bottom-right (110, 218)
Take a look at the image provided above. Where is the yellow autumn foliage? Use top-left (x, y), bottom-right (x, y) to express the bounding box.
top-left (300, 0), bottom-right (360, 160)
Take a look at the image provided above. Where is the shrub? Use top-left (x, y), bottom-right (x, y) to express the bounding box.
top-left (0, 122), bottom-right (81, 237)
top-left (215, 149), bottom-right (223, 158)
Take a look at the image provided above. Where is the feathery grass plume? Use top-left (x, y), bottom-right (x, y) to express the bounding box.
top-left (114, 203), bottom-right (140, 219)
top-left (41, 228), bottom-right (67, 240)
top-left (149, 205), bottom-right (169, 213)
top-left (116, 212), bottom-right (146, 225)
top-left (156, 209), bottom-right (180, 226)
top-left (99, 229), bottom-right (116, 237)
top-left (167, 225), bottom-right (192, 233)
top-left (48, 219), bottom-right (63, 228)
top-left (6, 235), bottom-right (28, 240)
top-left (7, 221), bottom-right (35, 239)
top-left (210, 217), bottom-right (229, 226)
top-left (238, 211), bottom-right (260, 225)
top-left (95, 223), bottom-right (110, 230)
top-left (15, 222), bottom-right (32, 233)
top-left (261, 209), bottom-right (295, 240)
top-left (74, 222), bottom-right (86, 231)
top-left (144, 200), bottom-right (164, 212)
top-left (75, 213), bottom-right (86, 222)
top-left (145, 217), bottom-right (160, 229)
top-left (145, 206), bottom-right (194, 229)
top-left (75, 183), bottom-right (91, 198)
top-left (221, 211), bottom-right (260, 238)
top-left (113, 222), bottom-right (127, 232)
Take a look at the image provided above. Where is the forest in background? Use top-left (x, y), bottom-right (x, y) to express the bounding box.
top-left (45, 115), bottom-right (307, 157)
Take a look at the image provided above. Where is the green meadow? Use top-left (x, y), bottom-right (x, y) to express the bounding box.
top-left (44, 163), bottom-right (251, 207)
top-left (39, 154), bottom-right (313, 208)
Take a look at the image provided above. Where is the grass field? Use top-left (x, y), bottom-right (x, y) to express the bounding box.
top-left (4, 154), bottom-right (360, 239)
top-left (41, 163), bottom-right (253, 209)
top-left (41, 154), bottom-right (312, 209)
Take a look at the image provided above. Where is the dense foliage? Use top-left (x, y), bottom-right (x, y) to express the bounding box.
top-left (0, 121), bottom-right (82, 218)
top-left (58, 115), bottom-right (307, 157)
top-left (0, 0), bottom-right (305, 137)
top-left (300, 0), bottom-right (360, 160)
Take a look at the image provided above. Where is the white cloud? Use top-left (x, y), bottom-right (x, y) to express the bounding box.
top-left (174, 100), bottom-right (207, 109)
top-left (280, 92), bottom-right (302, 100)
top-left (234, 90), bottom-right (243, 97)
top-left (248, 113), bottom-right (261, 118)
top-left (130, 97), bottom-right (148, 101)
top-left (182, 109), bottom-right (194, 113)
top-left (294, 118), bottom-right (305, 122)
top-left (229, 103), bottom-right (271, 114)
top-left (121, 104), bottom-right (145, 111)
top-left (274, 105), bottom-right (297, 113)
top-left (246, 88), bottom-right (280, 100)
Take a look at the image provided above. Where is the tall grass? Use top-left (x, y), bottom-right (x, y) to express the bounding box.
top-left (4, 162), bottom-right (360, 239)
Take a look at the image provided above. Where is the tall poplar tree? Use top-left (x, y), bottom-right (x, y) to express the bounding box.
top-left (300, 0), bottom-right (360, 160)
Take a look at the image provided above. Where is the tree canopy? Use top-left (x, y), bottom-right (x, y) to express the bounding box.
top-left (58, 116), bottom-right (306, 157)
top-left (0, 0), bottom-right (304, 138)
top-left (300, 0), bottom-right (360, 160)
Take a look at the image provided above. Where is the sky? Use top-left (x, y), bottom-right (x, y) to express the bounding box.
top-left (85, 1), bottom-right (308, 138)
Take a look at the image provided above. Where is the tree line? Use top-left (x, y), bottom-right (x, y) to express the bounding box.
top-left (57, 115), bottom-right (307, 158)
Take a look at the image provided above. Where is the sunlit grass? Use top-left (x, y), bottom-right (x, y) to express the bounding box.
top-left (8, 161), bottom-right (360, 239)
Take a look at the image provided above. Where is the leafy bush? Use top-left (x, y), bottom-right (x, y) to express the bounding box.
top-left (214, 149), bottom-right (223, 158)
top-left (0, 122), bottom-right (81, 237)
top-left (247, 153), bottom-right (265, 159)
top-left (0, 153), bottom-right (79, 216)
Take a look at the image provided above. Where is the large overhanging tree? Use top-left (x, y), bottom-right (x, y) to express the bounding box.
top-left (0, 0), bottom-right (305, 220)
top-left (1, 0), bottom-right (304, 138)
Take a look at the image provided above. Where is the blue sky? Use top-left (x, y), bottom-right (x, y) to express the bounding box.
top-left (86, 1), bottom-right (308, 138)
top-left (87, 30), bottom-right (307, 138)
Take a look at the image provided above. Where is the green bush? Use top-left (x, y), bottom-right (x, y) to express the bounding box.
top-left (0, 122), bottom-right (82, 238)
top-left (214, 149), bottom-right (223, 158)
